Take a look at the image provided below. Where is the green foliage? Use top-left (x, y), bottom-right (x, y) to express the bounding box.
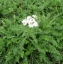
top-left (0, 0), bottom-right (63, 64)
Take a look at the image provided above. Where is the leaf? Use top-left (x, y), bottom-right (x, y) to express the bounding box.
top-left (15, 55), bottom-right (20, 63)
top-left (23, 57), bottom-right (28, 64)
top-left (0, 38), bottom-right (4, 50)
top-left (40, 35), bottom-right (59, 47)
top-left (48, 45), bottom-right (60, 55)
top-left (18, 37), bottom-right (27, 50)
top-left (0, 26), bottom-right (5, 34)
top-left (25, 45), bottom-right (36, 56)
top-left (18, 51), bottom-right (24, 58)
top-left (30, 35), bottom-right (45, 54)
top-left (5, 52), bottom-right (13, 62)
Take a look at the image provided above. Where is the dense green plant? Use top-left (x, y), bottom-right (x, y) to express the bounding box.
top-left (0, 0), bottom-right (63, 64)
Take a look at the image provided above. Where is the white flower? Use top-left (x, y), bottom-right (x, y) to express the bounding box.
top-left (22, 19), bottom-right (28, 26)
top-left (28, 22), bottom-right (38, 28)
top-left (27, 18), bottom-right (36, 25)
top-left (33, 22), bottom-right (38, 27)
top-left (21, 15), bottom-right (38, 28)
top-left (32, 15), bottom-right (37, 19)
top-left (27, 16), bottom-right (32, 20)
top-left (28, 24), bottom-right (34, 28)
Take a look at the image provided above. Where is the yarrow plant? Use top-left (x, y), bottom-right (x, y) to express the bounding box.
top-left (0, 0), bottom-right (63, 64)
top-left (22, 15), bottom-right (38, 28)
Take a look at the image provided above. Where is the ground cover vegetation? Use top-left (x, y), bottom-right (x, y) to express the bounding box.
top-left (0, 0), bottom-right (63, 64)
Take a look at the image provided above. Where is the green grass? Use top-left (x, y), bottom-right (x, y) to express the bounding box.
top-left (0, 0), bottom-right (63, 64)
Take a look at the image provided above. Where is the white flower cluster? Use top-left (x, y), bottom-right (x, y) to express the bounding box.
top-left (22, 15), bottom-right (38, 28)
